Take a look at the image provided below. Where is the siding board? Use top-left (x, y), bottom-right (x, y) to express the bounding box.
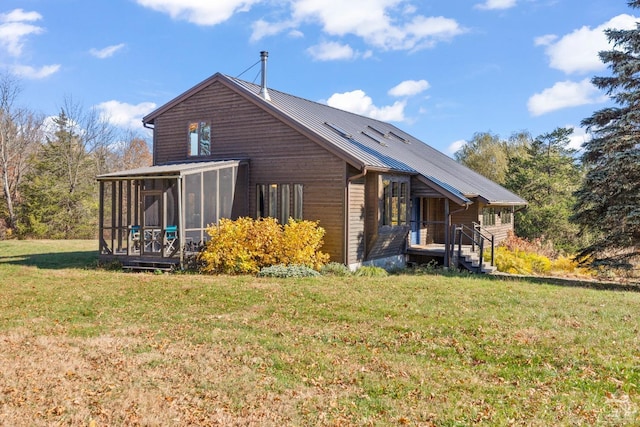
top-left (153, 81), bottom-right (347, 261)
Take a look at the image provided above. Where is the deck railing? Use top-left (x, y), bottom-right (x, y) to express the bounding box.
top-left (453, 222), bottom-right (495, 269)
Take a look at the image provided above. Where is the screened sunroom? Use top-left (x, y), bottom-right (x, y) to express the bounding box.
top-left (97, 160), bottom-right (248, 268)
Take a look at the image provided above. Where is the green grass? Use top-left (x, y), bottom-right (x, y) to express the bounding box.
top-left (0, 240), bottom-right (639, 425)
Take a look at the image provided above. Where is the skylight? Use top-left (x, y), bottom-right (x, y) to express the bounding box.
top-left (361, 131), bottom-right (388, 146)
top-left (324, 122), bottom-right (352, 139)
top-left (389, 131), bottom-right (410, 144)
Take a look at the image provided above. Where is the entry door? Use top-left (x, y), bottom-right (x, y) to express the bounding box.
top-left (410, 198), bottom-right (420, 245)
top-left (142, 192), bottom-right (163, 255)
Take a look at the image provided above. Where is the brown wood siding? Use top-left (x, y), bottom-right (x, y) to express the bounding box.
top-left (451, 204), bottom-right (479, 228)
top-left (152, 81), bottom-right (346, 261)
top-left (474, 201), bottom-right (514, 245)
top-left (411, 177), bottom-right (441, 198)
top-left (347, 175), bottom-right (365, 264)
top-left (363, 172), bottom-right (410, 261)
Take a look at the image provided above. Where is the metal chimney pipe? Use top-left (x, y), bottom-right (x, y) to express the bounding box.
top-left (259, 51), bottom-right (271, 101)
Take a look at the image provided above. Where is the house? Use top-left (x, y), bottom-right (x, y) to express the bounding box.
top-left (97, 52), bottom-right (526, 271)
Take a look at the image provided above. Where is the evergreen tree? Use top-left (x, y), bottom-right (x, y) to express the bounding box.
top-left (573, 1), bottom-right (640, 268)
top-left (18, 111), bottom-right (98, 238)
top-left (506, 127), bottom-right (585, 253)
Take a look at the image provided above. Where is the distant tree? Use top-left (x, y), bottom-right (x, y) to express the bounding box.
top-left (455, 132), bottom-right (508, 184)
top-left (506, 127), bottom-right (585, 252)
top-left (573, 1), bottom-right (640, 268)
top-left (18, 98), bottom-right (114, 238)
top-left (0, 74), bottom-right (42, 234)
top-left (454, 131), bottom-right (530, 185)
top-left (119, 133), bottom-right (152, 170)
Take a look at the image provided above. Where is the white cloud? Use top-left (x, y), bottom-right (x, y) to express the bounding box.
top-left (541, 14), bottom-right (638, 75)
top-left (11, 64), bottom-right (60, 79)
top-left (447, 139), bottom-right (466, 155)
top-left (96, 100), bottom-right (157, 130)
top-left (252, 0), bottom-right (466, 52)
top-left (0, 8), bottom-right (44, 56)
top-left (566, 125), bottom-right (591, 151)
top-left (527, 78), bottom-right (607, 116)
top-left (474, 0), bottom-right (516, 11)
top-left (388, 79), bottom-right (430, 97)
top-left (534, 34), bottom-right (557, 46)
top-left (90, 43), bottom-right (126, 59)
top-left (306, 41), bottom-right (356, 61)
top-left (327, 89), bottom-right (406, 122)
top-left (136, 0), bottom-right (260, 26)
top-left (250, 18), bottom-right (296, 42)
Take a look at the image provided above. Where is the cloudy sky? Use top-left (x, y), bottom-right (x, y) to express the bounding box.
top-left (0, 0), bottom-right (636, 155)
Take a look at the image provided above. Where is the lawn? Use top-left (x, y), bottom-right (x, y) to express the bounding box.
top-left (0, 240), bottom-right (639, 426)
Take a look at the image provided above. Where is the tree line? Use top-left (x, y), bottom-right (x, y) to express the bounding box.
top-left (456, 0), bottom-right (640, 270)
top-left (0, 74), bottom-right (151, 240)
top-left (1, 0), bottom-right (639, 271)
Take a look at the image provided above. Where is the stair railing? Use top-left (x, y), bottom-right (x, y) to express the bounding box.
top-left (452, 223), bottom-right (495, 271)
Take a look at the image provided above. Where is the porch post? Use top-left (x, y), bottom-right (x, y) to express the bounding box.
top-left (98, 181), bottom-right (104, 253)
top-left (444, 198), bottom-right (450, 267)
top-left (177, 176), bottom-right (184, 269)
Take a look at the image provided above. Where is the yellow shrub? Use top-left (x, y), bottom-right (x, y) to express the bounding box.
top-left (198, 217), bottom-right (329, 274)
top-left (280, 219), bottom-right (330, 270)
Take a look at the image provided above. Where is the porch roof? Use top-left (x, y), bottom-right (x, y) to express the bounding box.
top-left (97, 160), bottom-right (243, 180)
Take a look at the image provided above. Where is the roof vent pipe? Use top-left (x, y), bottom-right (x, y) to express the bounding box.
top-left (259, 51), bottom-right (271, 101)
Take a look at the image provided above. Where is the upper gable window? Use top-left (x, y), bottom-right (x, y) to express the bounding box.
top-left (188, 121), bottom-right (211, 157)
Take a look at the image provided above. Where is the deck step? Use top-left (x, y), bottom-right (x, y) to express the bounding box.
top-left (122, 260), bottom-right (177, 272)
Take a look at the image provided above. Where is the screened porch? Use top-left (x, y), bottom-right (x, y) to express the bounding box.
top-left (97, 160), bottom-right (248, 268)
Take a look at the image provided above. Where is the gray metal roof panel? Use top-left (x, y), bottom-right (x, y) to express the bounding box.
top-left (228, 76), bottom-right (525, 205)
top-left (97, 160), bottom-right (242, 179)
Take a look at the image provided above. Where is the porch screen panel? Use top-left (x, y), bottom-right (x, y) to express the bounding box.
top-left (219, 167), bottom-right (236, 219)
top-left (185, 173), bottom-right (202, 229)
top-left (144, 194), bottom-right (161, 227)
top-left (203, 170), bottom-right (218, 226)
top-left (166, 181), bottom-right (178, 227)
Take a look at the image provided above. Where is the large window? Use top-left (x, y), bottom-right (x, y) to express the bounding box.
top-left (188, 121), bottom-right (211, 156)
top-left (482, 207), bottom-right (496, 226)
top-left (257, 183), bottom-right (303, 223)
top-left (500, 207), bottom-right (513, 225)
top-left (382, 178), bottom-right (408, 226)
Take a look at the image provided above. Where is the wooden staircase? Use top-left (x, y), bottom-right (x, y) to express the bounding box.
top-left (452, 223), bottom-right (496, 274)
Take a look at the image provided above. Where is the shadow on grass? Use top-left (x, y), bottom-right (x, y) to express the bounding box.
top-left (0, 250), bottom-right (99, 270)
top-left (478, 271), bottom-right (640, 293)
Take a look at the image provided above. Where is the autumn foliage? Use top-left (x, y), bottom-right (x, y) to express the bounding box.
top-left (198, 217), bottom-right (330, 274)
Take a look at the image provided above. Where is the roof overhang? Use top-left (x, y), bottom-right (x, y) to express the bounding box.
top-left (96, 160), bottom-right (245, 181)
top-left (415, 175), bottom-right (471, 206)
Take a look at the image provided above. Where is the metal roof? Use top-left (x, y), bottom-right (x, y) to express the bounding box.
top-left (226, 76), bottom-right (525, 205)
top-left (142, 73), bottom-right (526, 205)
top-left (97, 160), bottom-right (242, 180)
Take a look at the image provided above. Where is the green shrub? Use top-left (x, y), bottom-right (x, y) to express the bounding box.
top-left (320, 262), bottom-right (351, 277)
top-left (354, 265), bottom-right (388, 277)
top-left (198, 217), bottom-right (329, 275)
top-left (258, 264), bottom-right (320, 278)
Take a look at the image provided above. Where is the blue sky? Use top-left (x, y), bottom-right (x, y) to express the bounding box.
top-left (0, 0), bottom-right (636, 155)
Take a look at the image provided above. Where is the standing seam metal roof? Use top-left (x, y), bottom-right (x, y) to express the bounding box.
top-left (227, 76), bottom-right (525, 205)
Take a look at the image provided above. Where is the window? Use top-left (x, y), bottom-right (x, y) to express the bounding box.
top-left (188, 121), bottom-right (211, 156)
top-left (482, 207), bottom-right (496, 226)
top-left (501, 207), bottom-right (513, 224)
top-left (257, 183), bottom-right (303, 223)
top-left (382, 178), bottom-right (408, 226)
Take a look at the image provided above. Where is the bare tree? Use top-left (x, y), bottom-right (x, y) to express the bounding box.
top-left (0, 74), bottom-right (43, 231)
